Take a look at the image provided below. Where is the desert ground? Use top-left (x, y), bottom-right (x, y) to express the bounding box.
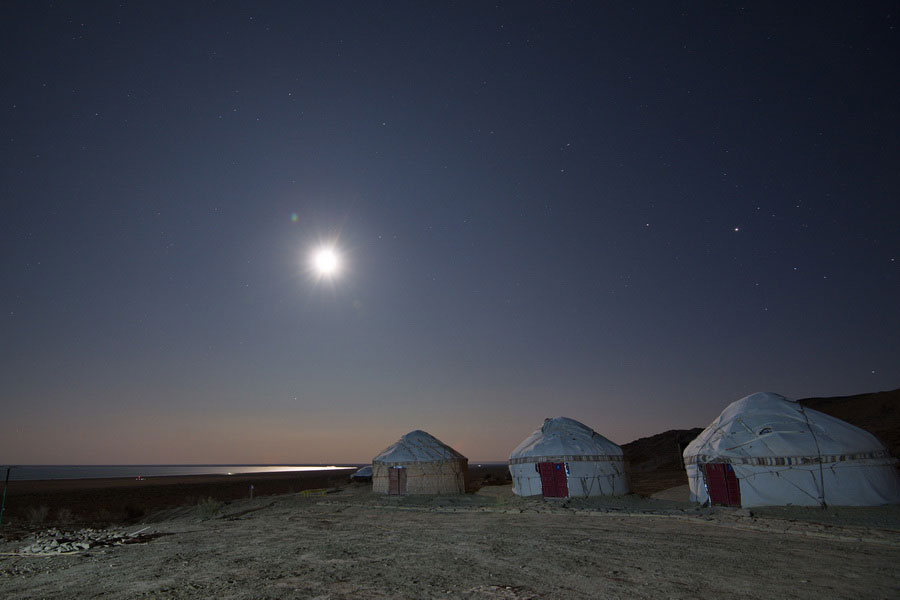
top-left (1, 470), bottom-right (899, 599)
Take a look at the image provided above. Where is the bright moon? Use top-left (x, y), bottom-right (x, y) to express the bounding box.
top-left (312, 247), bottom-right (339, 275)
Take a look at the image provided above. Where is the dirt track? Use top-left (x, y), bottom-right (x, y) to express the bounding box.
top-left (2, 485), bottom-right (899, 599)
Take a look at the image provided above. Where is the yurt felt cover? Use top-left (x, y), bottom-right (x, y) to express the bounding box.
top-left (684, 392), bottom-right (900, 507)
top-left (373, 430), bottom-right (466, 463)
top-left (508, 417), bottom-right (628, 497)
top-left (372, 430), bottom-right (468, 495)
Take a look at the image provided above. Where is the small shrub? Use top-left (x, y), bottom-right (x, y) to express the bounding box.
top-left (93, 508), bottom-right (115, 525)
top-left (123, 505), bottom-right (145, 521)
top-left (56, 508), bottom-right (74, 524)
top-left (26, 505), bottom-right (49, 524)
top-left (196, 497), bottom-right (223, 518)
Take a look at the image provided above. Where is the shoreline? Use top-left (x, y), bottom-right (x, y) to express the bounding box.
top-left (0, 469), bottom-right (360, 529)
top-left (0, 464), bottom-right (362, 483)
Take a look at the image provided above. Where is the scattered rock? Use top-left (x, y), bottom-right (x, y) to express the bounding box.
top-left (16, 527), bottom-right (153, 555)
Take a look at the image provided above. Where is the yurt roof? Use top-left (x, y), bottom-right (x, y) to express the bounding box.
top-left (684, 392), bottom-right (887, 461)
top-left (509, 417), bottom-right (623, 459)
top-left (351, 465), bottom-right (373, 478)
top-left (373, 430), bottom-right (466, 463)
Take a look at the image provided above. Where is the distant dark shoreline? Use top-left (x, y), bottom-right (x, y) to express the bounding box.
top-left (0, 464), bottom-right (362, 482)
top-left (0, 464), bottom-right (513, 531)
top-left (1, 462), bottom-right (510, 482)
top-left (0, 469), bottom-right (358, 529)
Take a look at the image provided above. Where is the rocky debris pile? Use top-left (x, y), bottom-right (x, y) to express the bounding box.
top-left (18, 527), bottom-right (149, 555)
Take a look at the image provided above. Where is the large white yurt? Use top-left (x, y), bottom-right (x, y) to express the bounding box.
top-left (684, 392), bottom-right (900, 508)
top-left (372, 430), bottom-right (468, 495)
top-left (509, 417), bottom-right (628, 498)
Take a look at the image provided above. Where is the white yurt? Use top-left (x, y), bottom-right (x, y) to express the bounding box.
top-left (372, 430), bottom-right (468, 495)
top-left (509, 417), bottom-right (628, 498)
top-left (684, 392), bottom-right (900, 508)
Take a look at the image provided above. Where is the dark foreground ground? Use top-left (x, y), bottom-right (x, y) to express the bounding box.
top-left (2, 483), bottom-right (899, 600)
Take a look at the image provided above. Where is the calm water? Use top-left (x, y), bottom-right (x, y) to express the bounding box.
top-left (0, 465), bottom-right (356, 482)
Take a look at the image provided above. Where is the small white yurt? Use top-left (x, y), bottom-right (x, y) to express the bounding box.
top-left (684, 392), bottom-right (900, 508)
top-left (509, 417), bottom-right (628, 498)
top-left (372, 430), bottom-right (468, 495)
top-left (350, 465), bottom-right (373, 482)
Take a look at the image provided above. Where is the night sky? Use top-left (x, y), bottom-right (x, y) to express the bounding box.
top-left (2, 2), bottom-right (898, 464)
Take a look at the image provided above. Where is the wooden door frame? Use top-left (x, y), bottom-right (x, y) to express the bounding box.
top-left (388, 466), bottom-right (407, 496)
top-left (702, 462), bottom-right (741, 507)
top-left (537, 461), bottom-right (569, 498)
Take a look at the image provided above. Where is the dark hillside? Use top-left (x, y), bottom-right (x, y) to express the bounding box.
top-left (621, 428), bottom-right (703, 496)
top-left (800, 388), bottom-right (900, 458)
top-left (622, 428), bottom-right (704, 473)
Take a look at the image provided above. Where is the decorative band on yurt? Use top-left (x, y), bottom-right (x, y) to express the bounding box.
top-left (684, 450), bottom-right (894, 466)
top-left (374, 459), bottom-right (466, 467)
top-left (509, 455), bottom-right (624, 465)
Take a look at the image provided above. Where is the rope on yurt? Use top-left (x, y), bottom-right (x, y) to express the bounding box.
top-left (797, 403), bottom-right (827, 508)
top-left (690, 420), bottom-right (727, 506)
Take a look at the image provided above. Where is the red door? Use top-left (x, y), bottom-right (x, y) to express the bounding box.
top-left (388, 467), bottom-right (407, 495)
top-left (702, 463), bottom-right (741, 506)
top-left (538, 462), bottom-right (569, 498)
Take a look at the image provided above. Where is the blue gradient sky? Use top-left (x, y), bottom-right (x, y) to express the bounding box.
top-left (2, 2), bottom-right (898, 463)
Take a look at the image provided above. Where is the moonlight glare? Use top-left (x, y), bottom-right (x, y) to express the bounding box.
top-left (311, 247), bottom-right (340, 277)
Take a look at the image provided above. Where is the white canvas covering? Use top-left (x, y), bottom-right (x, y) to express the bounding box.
top-left (373, 430), bottom-right (466, 463)
top-left (509, 417), bottom-right (628, 497)
top-left (684, 392), bottom-right (900, 507)
top-left (372, 430), bottom-right (468, 495)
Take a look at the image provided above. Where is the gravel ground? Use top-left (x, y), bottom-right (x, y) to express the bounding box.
top-left (1, 484), bottom-right (898, 599)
